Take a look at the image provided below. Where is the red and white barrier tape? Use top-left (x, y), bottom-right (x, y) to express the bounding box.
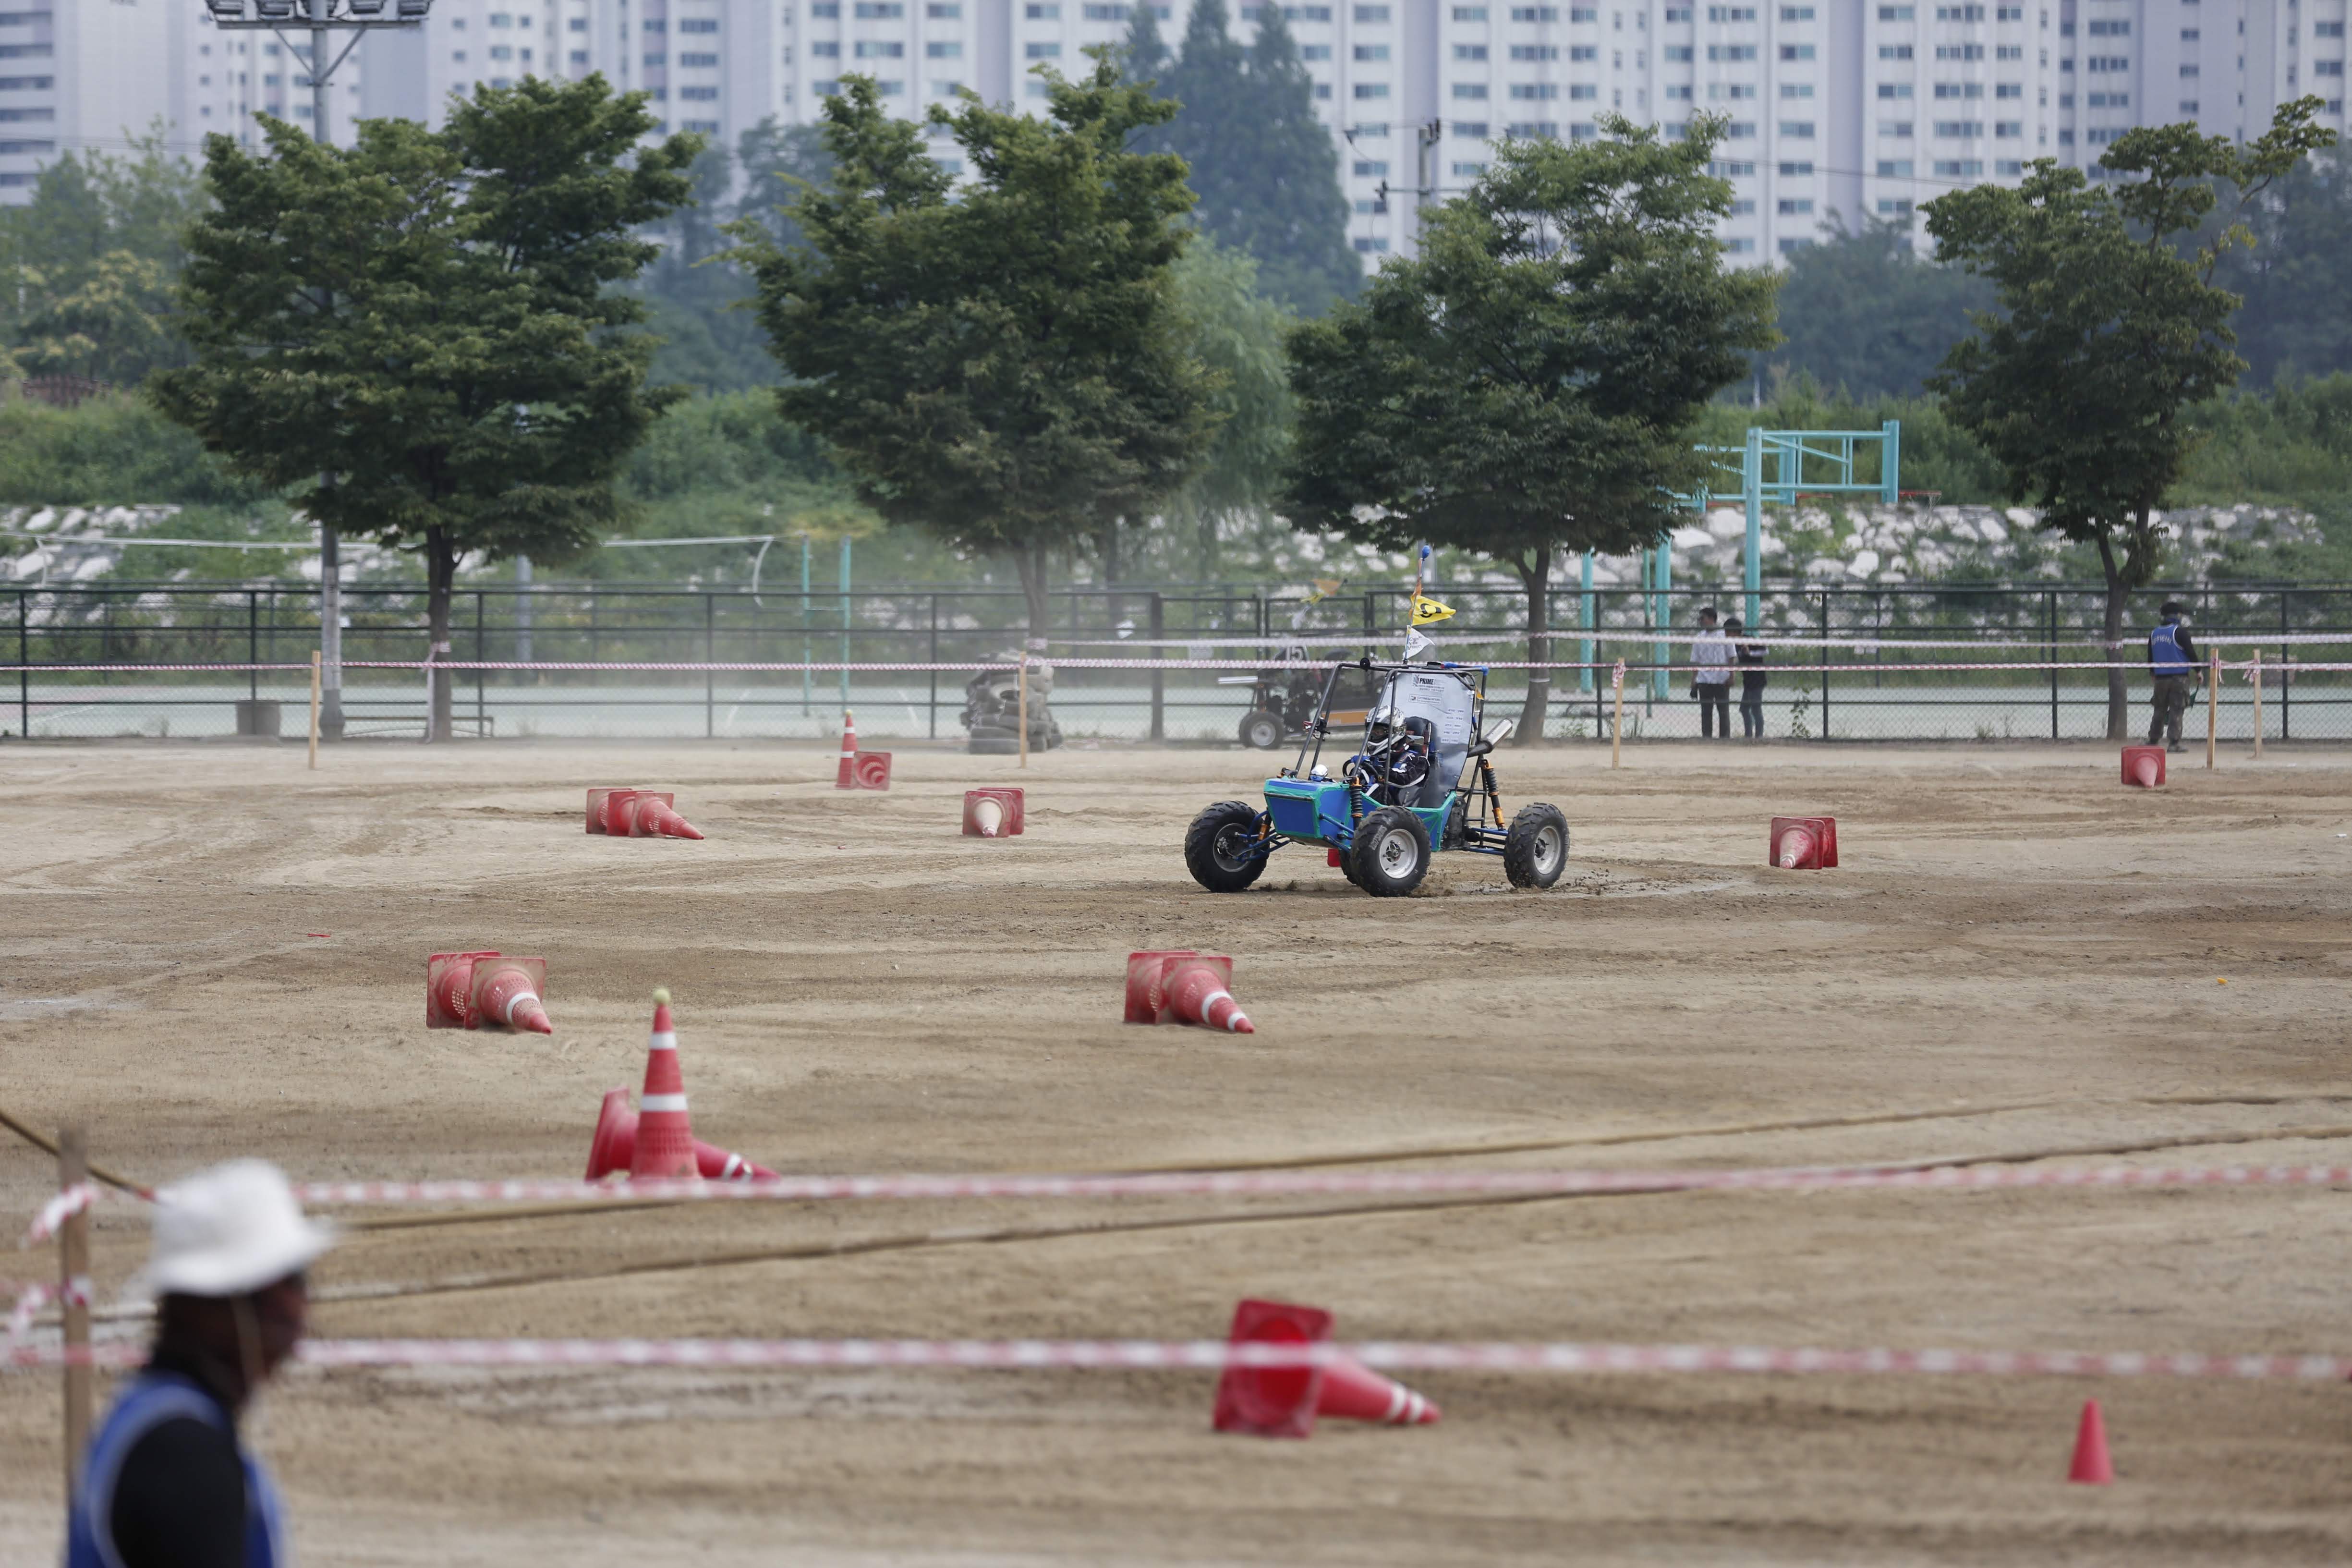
top-left (6, 1335), bottom-right (2349, 1381)
top-left (24, 1182), bottom-right (97, 1244)
top-left (274, 1160), bottom-right (2352, 1208)
top-left (15, 657), bottom-right (2344, 676)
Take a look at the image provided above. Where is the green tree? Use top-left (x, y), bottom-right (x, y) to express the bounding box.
top-left (731, 69), bottom-right (1215, 643)
top-left (0, 128), bottom-right (207, 383)
top-left (1764, 211), bottom-right (1994, 398)
top-left (2210, 153), bottom-right (2352, 387)
top-left (1161, 234), bottom-right (1294, 579)
top-left (1154, 0), bottom-right (1357, 315)
top-left (1285, 114), bottom-right (1777, 741)
top-left (151, 77), bottom-right (700, 740)
top-left (636, 139), bottom-right (777, 391)
top-left (1924, 101), bottom-right (2337, 738)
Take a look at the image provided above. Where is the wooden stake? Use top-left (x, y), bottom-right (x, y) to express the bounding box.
top-left (2251, 647), bottom-right (2264, 760)
top-left (307, 649), bottom-right (322, 770)
top-left (1610, 661), bottom-right (1625, 771)
top-left (58, 1128), bottom-right (91, 1493)
top-left (2205, 650), bottom-right (2219, 769)
top-left (1017, 649), bottom-right (1029, 770)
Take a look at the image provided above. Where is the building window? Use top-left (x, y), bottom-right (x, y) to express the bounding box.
top-left (1024, 2), bottom-right (1058, 15)
top-left (1025, 41), bottom-right (1059, 56)
top-left (1777, 197), bottom-right (1812, 214)
top-left (1509, 43), bottom-right (1556, 59)
top-left (1777, 159), bottom-right (1812, 174)
top-left (1778, 237), bottom-right (1811, 254)
top-left (1451, 120), bottom-right (1487, 135)
top-left (1354, 82), bottom-right (1390, 97)
top-left (1779, 43), bottom-right (1813, 59)
top-left (1879, 120), bottom-right (1914, 135)
top-left (928, 40), bottom-right (961, 55)
top-left (679, 18), bottom-right (719, 30)
top-left (684, 118), bottom-right (722, 132)
top-left (1355, 3), bottom-right (1391, 18)
top-left (2179, 98), bottom-right (2200, 114)
top-left (1452, 160), bottom-right (1487, 174)
top-left (1933, 120), bottom-right (1984, 137)
top-left (1876, 158), bottom-right (1913, 175)
top-left (1505, 119), bottom-right (1559, 137)
top-left (1879, 45), bottom-right (1913, 60)
top-left (1932, 158), bottom-right (1986, 174)
top-left (1709, 45), bottom-right (1757, 61)
top-left (929, 1), bottom-right (962, 12)
top-left (1510, 83), bottom-right (1559, 98)
top-left (811, 41), bottom-right (839, 55)
top-left (679, 51), bottom-right (720, 65)
top-left (858, 40), bottom-right (905, 55)
top-left (1877, 198), bottom-right (1913, 216)
top-left (1453, 4), bottom-right (1488, 16)
top-left (1455, 43), bottom-right (1487, 58)
top-left (854, 1), bottom-right (905, 13)
top-left (1355, 43), bottom-right (1390, 59)
top-left (1724, 236), bottom-right (1756, 253)
top-left (1779, 120), bottom-right (1814, 136)
top-left (679, 85), bottom-right (718, 98)
top-left (1878, 83), bottom-right (1912, 98)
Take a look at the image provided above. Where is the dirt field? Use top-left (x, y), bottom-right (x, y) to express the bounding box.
top-left (5, 735), bottom-right (2352, 1566)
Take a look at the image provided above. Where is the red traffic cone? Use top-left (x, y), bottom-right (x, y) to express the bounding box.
top-left (1768, 814), bottom-right (1839, 870)
top-left (1124, 949), bottom-right (1197, 1023)
top-left (2121, 745), bottom-right (2165, 789)
top-left (1212, 1299), bottom-right (1440, 1439)
top-left (469, 955), bottom-right (552, 1034)
top-left (425, 949), bottom-right (499, 1029)
top-left (589, 788), bottom-right (705, 839)
top-left (2068, 1398), bottom-right (2114, 1483)
top-left (835, 710), bottom-right (859, 790)
top-left (628, 988), bottom-right (699, 1179)
top-left (583, 1088), bottom-right (777, 1183)
top-left (1165, 956), bottom-right (1254, 1034)
top-left (849, 750), bottom-right (892, 790)
top-left (963, 787), bottom-right (1025, 837)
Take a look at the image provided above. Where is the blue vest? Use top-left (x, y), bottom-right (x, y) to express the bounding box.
top-left (65, 1370), bottom-right (287, 1568)
top-left (2149, 621), bottom-right (2190, 677)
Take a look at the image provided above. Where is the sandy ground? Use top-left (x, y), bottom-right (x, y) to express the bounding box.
top-left (3, 735), bottom-right (2352, 1565)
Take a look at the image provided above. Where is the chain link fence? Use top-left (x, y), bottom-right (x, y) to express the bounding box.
top-left (8, 580), bottom-right (2349, 743)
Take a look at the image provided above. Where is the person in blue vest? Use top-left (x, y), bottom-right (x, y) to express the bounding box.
top-left (66, 1160), bottom-right (334, 1568)
top-left (2146, 601), bottom-right (2201, 753)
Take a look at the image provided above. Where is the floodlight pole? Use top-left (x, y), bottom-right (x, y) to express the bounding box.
top-left (208, 0), bottom-right (430, 739)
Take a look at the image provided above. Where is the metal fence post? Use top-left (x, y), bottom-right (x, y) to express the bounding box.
top-left (705, 592), bottom-right (715, 740)
top-left (17, 589), bottom-right (27, 740)
top-left (1149, 592), bottom-right (1165, 742)
top-left (247, 590), bottom-right (260, 702)
top-left (1819, 589), bottom-right (1831, 741)
top-left (2280, 589), bottom-right (2291, 741)
top-left (474, 590), bottom-right (486, 737)
top-left (929, 594), bottom-right (940, 741)
top-left (2049, 589), bottom-right (2059, 740)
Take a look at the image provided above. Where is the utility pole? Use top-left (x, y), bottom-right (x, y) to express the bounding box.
top-left (1373, 119), bottom-right (1446, 243)
top-left (204, 0), bottom-right (436, 739)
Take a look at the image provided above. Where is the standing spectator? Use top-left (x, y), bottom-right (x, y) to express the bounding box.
top-left (2146, 600), bottom-right (2200, 753)
top-left (1729, 615), bottom-right (1769, 739)
top-left (66, 1160), bottom-right (334, 1568)
top-left (1690, 606), bottom-right (1733, 740)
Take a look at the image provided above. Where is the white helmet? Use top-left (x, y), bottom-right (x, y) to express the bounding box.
top-left (135, 1160), bottom-right (337, 1299)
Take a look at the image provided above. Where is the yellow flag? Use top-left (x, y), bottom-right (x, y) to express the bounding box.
top-left (1410, 594), bottom-right (1455, 627)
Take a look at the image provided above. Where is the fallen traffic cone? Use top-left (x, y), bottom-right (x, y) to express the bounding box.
top-left (1212, 1299), bottom-right (1439, 1438)
top-left (2067, 1398), bottom-right (2114, 1484)
top-left (588, 788), bottom-right (705, 839)
top-left (2120, 745), bottom-right (2165, 789)
top-left (1124, 950), bottom-right (1197, 1023)
top-left (849, 750), bottom-right (892, 790)
top-left (1768, 814), bottom-right (1839, 870)
top-left (425, 949), bottom-right (500, 1029)
top-left (469, 955), bottom-right (552, 1034)
top-left (628, 988), bottom-right (699, 1179)
top-left (583, 1088), bottom-right (777, 1182)
top-left (835, 710), bottom-right (860, 790)
top-left (963, 787), bottom-right (1025, 837)
top-left (1164, 955), bottom-right (1254, 1034)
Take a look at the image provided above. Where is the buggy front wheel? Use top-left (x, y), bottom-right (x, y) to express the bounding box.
top-left (1185, 801), bottom-right (1270, 893)
top-left (1348, 806), bottom-right (1431, 898)
top-left (1237, 709), bottom-right (1285, 750)
top-left (1504, 803), bottom-right (1570, 889)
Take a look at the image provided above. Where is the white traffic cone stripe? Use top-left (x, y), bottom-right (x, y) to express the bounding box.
top-left (1199, 989), bottom-right (1246, 1031)
top-left (648, 1033), bottom-right (677, 1051)
top-left (641, 1094), bottom-right (689, 1113)
top-left (1381, 1383), bottom-right (1408, 1422)
top-left (718, 1154), bottom-right (748, 1179)
top-left (503, 990), bottom-right (542, 1025)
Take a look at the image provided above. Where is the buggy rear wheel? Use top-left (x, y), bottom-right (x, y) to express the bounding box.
top-left (1347, 806), bottom-right (1431, 898)
top-left (1504, 802), bottom-right (1570, 889)
top-left (1185, 801), bottom-right (1270, 893)
top-left (1238, 710), bottom-right (1285, 750)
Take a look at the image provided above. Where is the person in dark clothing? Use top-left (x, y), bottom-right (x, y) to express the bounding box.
top-left (2146, 601), bottom-right (2200, 753)
top-left (1728, 615), bottom-right (1768, 739)
top-left (1690, 606), bottom-right (1733, 739)
top-left (67, 1160), bottom-right (334, 1568)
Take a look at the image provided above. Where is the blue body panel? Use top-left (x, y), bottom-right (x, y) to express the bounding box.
top-left (1263, 778), bottom-right (1455, 853)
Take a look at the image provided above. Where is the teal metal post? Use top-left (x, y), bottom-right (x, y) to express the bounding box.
top-left (838, 535), bottom-right (851, 712)
top-left (1743, 425), bottom-right (1765, 630)
top-left (800, 535), bottom-right (812, 717)
top-left (1880, 419), bottom-right (1901, 506)
top-left (1578, 549), bottom-right (1595, 693)
top-left (1651, 539), bottom-right (1672, 699)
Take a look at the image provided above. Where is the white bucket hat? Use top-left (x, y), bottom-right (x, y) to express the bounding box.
top-left (136, 1160), bottom-right (337, 1299)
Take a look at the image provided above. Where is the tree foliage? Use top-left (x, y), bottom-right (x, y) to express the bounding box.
top-left (1764, 211), bottom-right (1994, 399)
top-left (731, 68), bottom-right (1215, 640)
top-left (2208, 152), bottom-right (2352, 388)
top-left (1924, 101), bottom-right (2337, 737)
top-left (1137, 0), bottom-right (1358, 316)
top-left (151, 76), bottom-right (700, 739)
top-left (0, 129), bottom-right (206, 383)
top-left (1285, 114), bottom-right (1778, 739)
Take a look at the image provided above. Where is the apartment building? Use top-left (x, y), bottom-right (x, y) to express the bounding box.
top-left (1, 0), bottom-right (188, 200)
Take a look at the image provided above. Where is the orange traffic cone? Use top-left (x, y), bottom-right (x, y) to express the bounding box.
top-left (1124, 950), bottom-right (1197, 1023)
top-left (469, 955), bottom-right (552, 1034)
top-left (425, 949), bottom-right (499, 1029)
top-left (589, 788), bottom-right (705, 839)
top-left (963, 787), bottom-right (1024, 837)
top-left (1212, 1299), bottom-right (1440, 1438)
top-left (628, 988), bottom-right (699, 1179)
top-left (1769, 814), bottom-right (1839, 870)
top-left (835, 710), bottom-right (859, 790)
top-left (584, 1088), bottom-right (776, 1182)
top-left (2068, 1398), bottom-right (2114, 1484)
top-left (2121, 745), bottom-right (2165, 789)
top-left (849, 750), bottom-right (892, 790)
top-left (1164, 955), bottom-right (1254, 1034)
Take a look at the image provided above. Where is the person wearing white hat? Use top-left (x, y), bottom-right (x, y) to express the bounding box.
top-left (64, 1160), bottom-right (334, 1568)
